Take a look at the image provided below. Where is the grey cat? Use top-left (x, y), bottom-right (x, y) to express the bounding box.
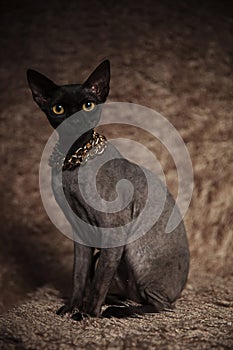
top-left (27, 60), bottom-right (189, 319)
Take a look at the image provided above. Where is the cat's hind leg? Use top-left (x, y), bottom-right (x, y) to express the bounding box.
top-left (142, 286), bottom-right (175, 311)
top-left (101, 286), bottom-right (174, 318)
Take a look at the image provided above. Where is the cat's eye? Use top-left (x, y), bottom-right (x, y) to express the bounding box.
top-left (52, 105), bottom-right (65, 115)
top-left (82, 101), bottom-right (95, 112)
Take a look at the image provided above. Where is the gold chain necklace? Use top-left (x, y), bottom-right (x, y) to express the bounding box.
top-left (49, 131), bottom-right (107, 171)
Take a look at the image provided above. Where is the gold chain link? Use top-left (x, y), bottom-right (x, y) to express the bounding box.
top-left (62, 132), bottom-right (107, 170)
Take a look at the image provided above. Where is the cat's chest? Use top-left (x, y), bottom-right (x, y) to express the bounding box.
top-left (50, 147), bottom-right (151, 226)
top-left (61, 164), bottom-right (117, 204)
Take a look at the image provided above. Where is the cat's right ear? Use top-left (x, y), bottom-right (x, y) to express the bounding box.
top-left (84, 60), bottom-right (110, 101)
top-left (27, 69), bottom-right (58, 108)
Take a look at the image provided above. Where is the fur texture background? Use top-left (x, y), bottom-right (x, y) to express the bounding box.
top-left (0, 0), bottom-right (232, 349)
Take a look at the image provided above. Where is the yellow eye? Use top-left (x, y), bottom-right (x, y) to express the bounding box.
top-left (52, 105), bottom-right (65, 115)
top-left (82, 101), bottom-right (95, 112)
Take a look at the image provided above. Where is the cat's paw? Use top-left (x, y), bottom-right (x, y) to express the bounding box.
top-left (56, 303), bottom-right (74, 316)
top-left (71, 312), bottom-right (89, 321)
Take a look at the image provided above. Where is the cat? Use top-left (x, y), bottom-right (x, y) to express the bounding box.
top-left (27, 60), bottom-right (189, 319)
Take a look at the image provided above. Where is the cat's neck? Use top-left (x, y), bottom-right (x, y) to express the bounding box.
top-left (57, 129), bottom-right (94, 156)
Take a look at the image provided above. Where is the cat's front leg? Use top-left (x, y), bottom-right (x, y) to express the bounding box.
top-left (83, 246), bottom-right (125, 317)
top-left (57, 242), bottom-right (94, 315)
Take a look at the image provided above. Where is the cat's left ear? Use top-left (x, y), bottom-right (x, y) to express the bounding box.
top-left (84, 60), bottom-right (110, 101)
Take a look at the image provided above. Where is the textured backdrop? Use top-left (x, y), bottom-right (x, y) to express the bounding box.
top-left (0, 0), bottom-right (232, 349)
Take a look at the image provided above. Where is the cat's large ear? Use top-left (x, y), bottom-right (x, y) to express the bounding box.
top-left (84, 60), bottom-right (110, 101)
top-left (27, 69), bottom-right (58, 108)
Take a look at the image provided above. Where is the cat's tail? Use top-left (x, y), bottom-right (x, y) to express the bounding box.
top-left (101, 302), bottom-right (174, 319)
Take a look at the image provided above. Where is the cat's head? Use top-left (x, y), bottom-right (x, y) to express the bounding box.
top-left (27, 60), bottom-right (110, 132)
